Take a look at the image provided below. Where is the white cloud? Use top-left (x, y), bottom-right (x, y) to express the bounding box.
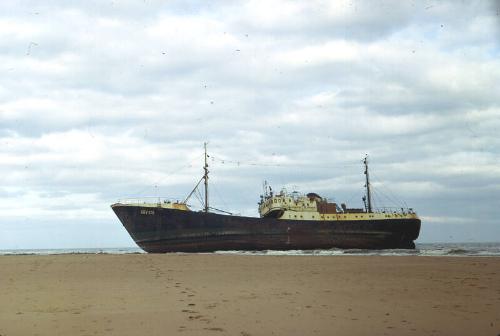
top-left (0, 0), bottom-right (499, 247)
top-left (275, 40), bottom-right (360, 66)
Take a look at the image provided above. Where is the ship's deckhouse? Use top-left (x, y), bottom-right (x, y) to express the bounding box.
top-left (258, 190), bottom-right (418, 221)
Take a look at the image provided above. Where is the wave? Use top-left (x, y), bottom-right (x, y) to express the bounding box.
top-left (445, 248), bottom-right (470, 255)
top-left (215, 244), bottom-right (500, 257)
top-left (2, 243), bottom-right (500, 256)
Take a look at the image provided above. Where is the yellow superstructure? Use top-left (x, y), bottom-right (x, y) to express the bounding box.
top-left (258, 190), bottom-right (418, 221)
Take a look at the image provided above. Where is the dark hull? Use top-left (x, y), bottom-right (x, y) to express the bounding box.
top-left (111, 205), bottom-right (421, 253)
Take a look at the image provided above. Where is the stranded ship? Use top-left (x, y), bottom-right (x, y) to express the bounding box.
top-left (111, 144), bottom-right (421, 252)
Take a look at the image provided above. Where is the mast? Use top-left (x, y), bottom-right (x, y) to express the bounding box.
top-left (203, 142), bottom-right (209, 213)
top-left (363, 155), bottom-right (373, 213)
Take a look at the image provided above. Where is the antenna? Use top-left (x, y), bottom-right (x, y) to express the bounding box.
top-left (363, 155), bottom-right (373, 213)
top-left (204, 142), bottom-right (209, 213)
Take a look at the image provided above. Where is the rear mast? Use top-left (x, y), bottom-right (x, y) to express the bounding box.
top-left (363, 155), bottom-right (373, 213)
top-left (203, 142), bottom-right (209, 213)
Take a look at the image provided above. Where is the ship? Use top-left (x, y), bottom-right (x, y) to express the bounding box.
top-left (111, 144), bottom-right (421, 253)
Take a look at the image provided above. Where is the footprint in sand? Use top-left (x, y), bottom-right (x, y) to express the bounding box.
top-left (204, 327), bottom-right (224, 332)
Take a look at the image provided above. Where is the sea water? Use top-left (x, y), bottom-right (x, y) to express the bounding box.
top-left (1, 242), bottom-right (500, 256)
top-left (0, 247), bottom-right (144, 255)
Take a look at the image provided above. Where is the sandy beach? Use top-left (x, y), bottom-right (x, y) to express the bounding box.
top-left (0, 254), bottom-right (499, 336)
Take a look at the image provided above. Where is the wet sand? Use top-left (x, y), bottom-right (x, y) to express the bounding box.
top-left (0, 254), bottom-right (499, 336)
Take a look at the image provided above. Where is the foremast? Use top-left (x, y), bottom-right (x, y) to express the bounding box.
top-left (182, 143), bottom-right (210, 212)
top-left (363, 155), bottom-right (373, 213)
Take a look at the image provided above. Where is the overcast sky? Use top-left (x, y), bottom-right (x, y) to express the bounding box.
top-left (1, 0), bottom-right (499, 249)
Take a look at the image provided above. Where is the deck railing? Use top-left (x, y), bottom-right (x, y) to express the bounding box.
top-left (115, 198), bottom-right (416, 215)
top-left (116, 197), bottom-right (182, 205)
top-left (372, 207), bottom-right (416, 215)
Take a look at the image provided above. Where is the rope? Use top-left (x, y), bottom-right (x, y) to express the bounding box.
top-left (209, 155), bottom-right (361, 169)
top-left (130, 153), bottom-right (204, 196)
top-left (370, 176), bottom-right (406, 209)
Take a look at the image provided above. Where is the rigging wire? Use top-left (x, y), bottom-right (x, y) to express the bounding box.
top-left (210, 183), bottom-right (231, 213)
top-left (344, 188), bottom-right (363, 206)
top-left (372, 188), bottom-right (387, 210)
top-left (370, 172), bottom-right (408, 209)
top-left (130, 153), bottom-right (205, 197)
top-left (193, 186), bottom-right (204, 209)
top-left (208, 154), bottom-right (365, 206)
top-left (209, 155), bottom-right (361, 169)
top-left (371, 181), bottom-right (405, 209)
top-left (372, 188), bottom-right (403, 210)
top-left (183, 176), bottom-right (204, 203)
top-left (128, 149), bottom-right (397, 212)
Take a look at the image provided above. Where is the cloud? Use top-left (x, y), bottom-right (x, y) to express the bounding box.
top-left (0, 0), bottom-right (499, 248)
